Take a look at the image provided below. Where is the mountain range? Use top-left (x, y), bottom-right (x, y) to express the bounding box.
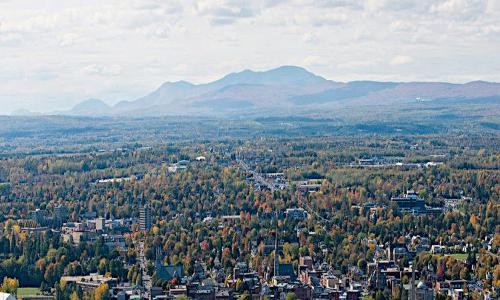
top-left (17, 66), bottom-right (500, 117)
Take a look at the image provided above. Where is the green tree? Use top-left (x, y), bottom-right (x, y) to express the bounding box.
top-left (238, 291), bottom-right (251, 300)
top-left (285, 292), bottom-right (297, 300)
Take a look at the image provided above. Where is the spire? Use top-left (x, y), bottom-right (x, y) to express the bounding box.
top-left (155, 246), bottom-right (163, 269)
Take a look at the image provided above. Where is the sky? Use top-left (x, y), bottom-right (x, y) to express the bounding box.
top-left (0, 0), bottom-right (499, 114)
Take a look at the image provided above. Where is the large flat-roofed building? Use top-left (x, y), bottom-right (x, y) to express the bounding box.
top-left (391, 190), bottom-right (426, 212)
top-left (285, 208), bottom-right (309, 220)
top-left (61, 273), bottom-right (117, 291)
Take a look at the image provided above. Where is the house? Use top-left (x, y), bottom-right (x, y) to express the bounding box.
top-left (188, 285), bottom-right (215, 300)
top-left (346, 289), bottom-right (361, 300)
top-left (415, 281), bottom-right (434, 300)
top-left (299, 256), bottom-right (314, 270)
top-left (387, 243), bottom-right (411, 261)
top-left (215, 288), bottom-right (232, 300)
top-left (368, 260), bottom-right (396, 289)
top-left (450, 289), bottom-right (464, 300)
top-left (430, 245), bottom-right (446, 254)
top-left (446, 280), bottom-right (467, 290)
top-left (169, 285), bottom-right (188, 297)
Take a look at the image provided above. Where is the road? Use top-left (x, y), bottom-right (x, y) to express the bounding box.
top-left (138, 241), bottom-right (152, 300)
top-left (238, 159), bottom-right (276, 192)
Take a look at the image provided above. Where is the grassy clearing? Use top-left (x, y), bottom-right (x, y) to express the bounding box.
top-left (445, 253), bottom-right (469, 260)
top-left (17, 287), bottom-right (40, 296)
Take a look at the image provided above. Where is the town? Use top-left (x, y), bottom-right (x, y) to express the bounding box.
top-left (0, 133), bottom-right (498, 300)
top-left (1, 0), bottom-right (500, 299)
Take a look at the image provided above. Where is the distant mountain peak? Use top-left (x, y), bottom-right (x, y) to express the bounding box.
top-left (73, 98), bottom-right (109, 108)
top-left (215, 65), bottom-right (328, 87)
top-left (159, 80), bottom-right (195, 88)
top-left (10, 108), bottom-right (42, 116)
top-left (464, 80), bottom-right (493, 85)
top-left (67, 98), bottom-right (110, 116)
top-left (270, 65), bottom-right (310, 72)
top-left (54, 66), bottom-right (500, 117)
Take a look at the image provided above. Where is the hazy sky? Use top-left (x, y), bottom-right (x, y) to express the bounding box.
top-left (1, 0), bottom-right (499, 114)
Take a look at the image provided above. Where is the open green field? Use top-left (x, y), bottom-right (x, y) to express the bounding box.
top-left (445, 253), bottom-right (469, 260)
top-left (17, 287), bottom-right (40, 296)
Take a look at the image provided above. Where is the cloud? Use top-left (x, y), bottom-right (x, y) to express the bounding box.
top-left (303, 55), bottom-right (326, 67)
top-left (291, 9), bottom-right (348, 27)
top-left (173, 63), bottom-right (189, 73)
top-left (82, 64), bottom-right (123, 76)
top-left (390, 55), bottom-right (413, 66)
top-left (312, 12), bottom-right (348, 26)
top-left (133, 0), bottom-right (183, 14)
top-left (389, 20), bottom-right (414, 32)
top-left (0, 32), bottom-right (23, 46)
top-left (302, 31), bottom-right (319, 43)
top-left (0, 0), bottom-right (500, 113)
top-left (481, 24), bottom-right (500, 35)
top-left (337, 60), bottom-right (378, 70)
top-left (365, 0), bottom-right (419, 12)
top-left (196, 0), bottom-right (261, 25)
top-left (430, 0), bottom-right (487, 20)
top-left (27, 68), bottom-right (58, 81)
top-left (56, 32), bottom-right (83, 46)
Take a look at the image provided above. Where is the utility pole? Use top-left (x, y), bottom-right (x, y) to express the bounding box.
top-left (274, 212), bottom-right (279, 278)
top-left (411, 265), bottom-right (416, 300)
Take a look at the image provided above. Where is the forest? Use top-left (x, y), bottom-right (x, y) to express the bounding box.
top-left (0, 117), bottom-right (498, 299)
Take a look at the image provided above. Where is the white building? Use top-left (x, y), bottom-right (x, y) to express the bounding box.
top-left (0, 293), bottom-right (15, 300)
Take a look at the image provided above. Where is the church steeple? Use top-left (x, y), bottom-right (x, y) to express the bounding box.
top-left (155, 246), bottom-right (163, 270)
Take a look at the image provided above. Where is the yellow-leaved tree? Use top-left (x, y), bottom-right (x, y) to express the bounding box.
top-left (0, 277), bottom-right (19, 295)
top-left (94, 283), bottom-right (110, 300)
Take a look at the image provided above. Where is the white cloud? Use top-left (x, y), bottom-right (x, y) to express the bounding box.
top-left (390, 55), bottom-right (413, 66)
top-left (0, 32), bottom-right (23, 45)
top-left (195, 0), bottom-right (261, 25)
top-left (303, 55), bottom-right (325, 67)
top-left (82, 64), bottom-right (123, 76)
top-left (302, 31), bottom-right (319, 43)
top-left (430, 0), bottom-right (487, 20)
top-left (389, 20), bottom-right (414, 32)
top-left (0, 0), bottom-right (499, 113)
top-left (56, 32), bottom-right (82, 46)
top-left (481, 24), bottom-right (500, 35)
